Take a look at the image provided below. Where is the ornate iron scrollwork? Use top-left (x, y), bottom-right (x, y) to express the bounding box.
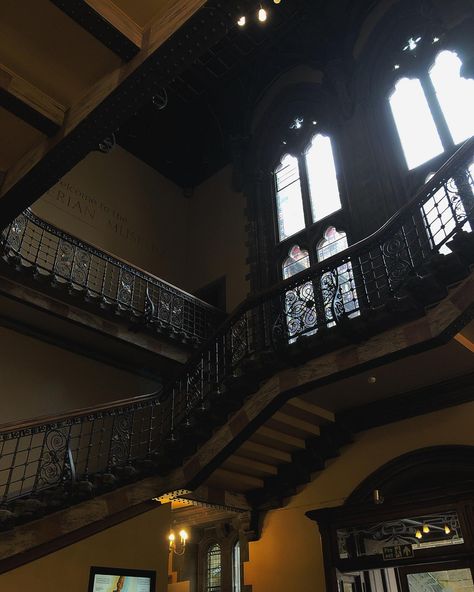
top-left (37, 428), bottom-right (70, 490)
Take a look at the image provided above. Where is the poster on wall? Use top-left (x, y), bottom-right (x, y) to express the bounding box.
top-left (88, 567), bottom-right (156, 592)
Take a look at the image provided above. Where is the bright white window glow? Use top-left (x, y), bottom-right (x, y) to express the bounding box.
top-left (305, 134), bottom-right (342, 222)
top-left (390, 77), bottom-right (444, 169)
top-left (275, 154), bottom-right (305, 241)
top-left (232, 542), bottom-right (241, 592)
top-left (429, 50), bottom-right (474, 145)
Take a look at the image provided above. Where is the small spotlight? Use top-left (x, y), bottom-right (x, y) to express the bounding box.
top-left (237, 15), bottom-right (246, 27)
top-left (444, 524), bottom-right (451, 535)
top-left (423, 524), bottom-right (430, 534)
top-left (258, 7), bottom-right (267, 22)
top-left (415, 529), bottom-right (422, 539)
top-left (274, 0), bottom-right (281, 3)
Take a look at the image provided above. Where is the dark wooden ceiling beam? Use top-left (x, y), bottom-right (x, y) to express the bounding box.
top-left (50, 0), bottom-right (141, 61)
top-left (0, 1), bottom-right (257, 225)
top-left (0, 64), bottom-right (65, 136)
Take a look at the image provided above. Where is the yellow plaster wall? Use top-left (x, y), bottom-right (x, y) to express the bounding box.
top-left (32, 153), bottom-right (249, 313)
top-left (0, 503), bottom-right (172, 592)
top-left (245, 402), bottom-right (474, 592)
top-left (32, 147), bottom-right (190, 290)
top-left (0, 326), bottom-right (158, 424)
top-left (187, 165), bottom-right (249, 312)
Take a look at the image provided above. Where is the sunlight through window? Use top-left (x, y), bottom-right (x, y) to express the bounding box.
top-left (275, 154), bottom-right (305, 241)
top-left (305, 134), bottom-right (342, 222)
top-left (429, 50), bottom-right (474, 145)
top-left (390, 78), bottom-right (444, 169)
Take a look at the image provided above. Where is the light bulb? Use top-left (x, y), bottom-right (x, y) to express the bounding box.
top-left (274, 0), bottom-right (281, 3)
top-left (258, 8), bottom-right (267, 22)
top-left (168, 532), bottom-right (175, 542)
top-left (179, 529), bottom-right (188, 541)
top-left (422, 524), bottom-right (430, 534)
top-left (237, 15), bottom-right (246, 27)
top-left (444, 524), bottom-right (451, 535)
top-left (415, 529), bottom-right (422, 539)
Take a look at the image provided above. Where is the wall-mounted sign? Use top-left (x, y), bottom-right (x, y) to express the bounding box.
top-left (382, 544), bottom-right (414, 561)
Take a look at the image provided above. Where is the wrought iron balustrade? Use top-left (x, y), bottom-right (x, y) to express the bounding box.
top-left (0, 209), bottom-right (223, 345)
top-left (0, 138), bottom-right (473, 519)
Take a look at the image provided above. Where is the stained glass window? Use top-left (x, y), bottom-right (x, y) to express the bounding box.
top-left (429, 50), bottom-right (474, 145)
top-left (232, 541), bottom-right (241, 592)
top-left (305, 134), bottom-right (342, 222)
top-left (275, 154), bottom-right (305, 241)
top-left (317, 227), bottom-right (358, 323)
top-left (282, 245), bottom-right (310, 279)
top-left (390, 78), bottom-right (444, 170)
top-left (390, 46), bottom-right (474, 170)
top-left (206, 543), bottom-right (222, 592)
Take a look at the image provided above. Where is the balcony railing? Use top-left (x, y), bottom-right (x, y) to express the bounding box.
top-left (0, 138), bottom-right (473, 523)
top-left (0, 209), bottom-right (223, 346)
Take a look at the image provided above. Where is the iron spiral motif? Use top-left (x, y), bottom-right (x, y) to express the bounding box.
top-left (71, 249), bottom-right (91, 285)
top-left (284, 281), bottom-right (318, 338)
top-left (55, 240), bottom-right (75, 278)
top-left (110, 414), bottom-right (132, 465)
top-left (382, 231), bottom-right (414, 289)
top-left (37, 429), bottom-right (69, 490)
top-left (5, 214), bottom-right (26, 251)
top-left (118, 270), bottom-right (134, 304)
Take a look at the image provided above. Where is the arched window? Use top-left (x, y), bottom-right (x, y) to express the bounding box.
top-left (390, 44), bottom-right (474, 170)
top-left (317, 227), bottom-right (358, 323)
top-left (274, 132), bottom-right (342, 242)
top-left (282, 245), bottom-right (310, 279)
top-left (232, 541), bottom-right (242, 592)
top-left (206, 543), bottom-right (222, 592)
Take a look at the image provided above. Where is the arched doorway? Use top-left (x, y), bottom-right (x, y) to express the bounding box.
top-left (307, 447), bottom-right (474, 592)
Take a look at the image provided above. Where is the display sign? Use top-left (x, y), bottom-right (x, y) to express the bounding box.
top-left (88, 567), bottom-right (156, 592)
top-left (382, 544), bottom-right (414, 561)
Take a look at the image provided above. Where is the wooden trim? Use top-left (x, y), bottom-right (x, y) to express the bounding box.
top-left (285, 398), bottom-right (335, 423)
top-left (272, 411), bottom-right (321, 435)
top-left (0, 0), bottom-right (209, 221)
top-left (0, 64), bottom-right (65, 136)
top-left (51, 0), bottom-right (141, 61)
top-left (85, 0), bottom-right (143, 47)
top-left (223, 455), bottom-right (279, 477)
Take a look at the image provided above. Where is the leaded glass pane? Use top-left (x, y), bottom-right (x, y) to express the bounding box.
top-left (317, 227), bottom-right (358, 322)
top-left (430, 50), bottom-right (474, 145)
top-left (282, 246), bottom-right (316, 340)
top-left (305, 134), bottom-right (342, 222)
top-left (207, 543), bottom-right (222, 592)
top-left (275, 154), bottom-right (305, 241)
top-left (282, 245), bottom-right (310, 279)
top-left (232, 541), bottom-right (241, 592)
top-left (390, 77), bottom-right (444, 169)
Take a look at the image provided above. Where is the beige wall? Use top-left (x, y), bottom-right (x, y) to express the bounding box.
top-left (187, 165), bottom-right (249, 312)
top-left (245, 402), bottom-right (474, 592)
top-left (0, 326), bottom-right (158, 424)
top-left (32, 146), bottom-right (190, 289)
top-left (32, 150), bottom-right (249, 313)
top-left (0, 503), bottom-right (171, 592)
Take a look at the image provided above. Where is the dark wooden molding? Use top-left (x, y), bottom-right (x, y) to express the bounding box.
top-left (0, 1), bottom-right (258, 225)
top-left (50, 0), bottom-right (140, 61)
top-left (0, 499), bottom-right (157, 575)
top-left (0, 88), bottom-right (60, 137)
top-left (345, 445), bottom-right (474, 506)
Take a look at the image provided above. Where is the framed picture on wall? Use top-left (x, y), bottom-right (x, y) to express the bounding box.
top-left (88, 566), bottom-right (156, 592)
